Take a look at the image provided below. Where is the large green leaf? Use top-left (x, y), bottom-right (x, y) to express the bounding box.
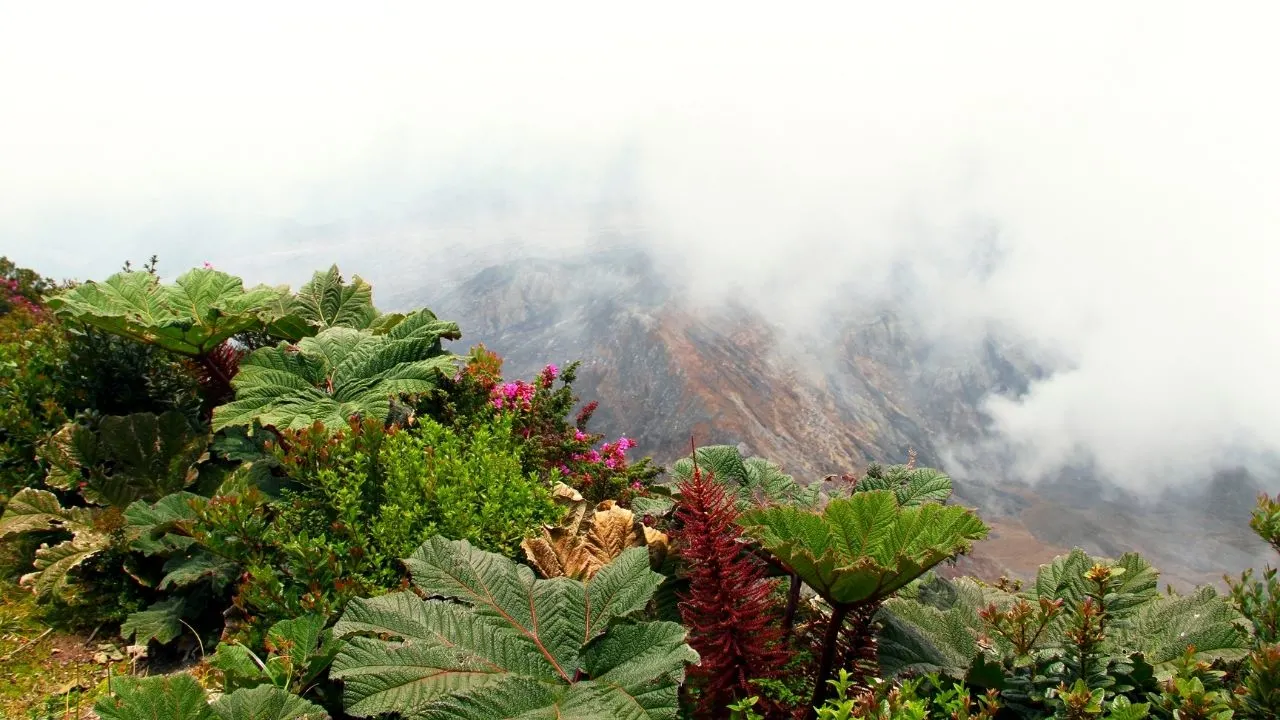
top-left (21, 532), bottom-right (111, 600)
top-left (212, 311), bottom-right (461, 432)
top-left (855, 464), bottom-right (953, 506)
top-left (95, 674), bottom-right (214, 720)
top-left (95, 675), bottom-right (327, 720)
top-left (331, 537), bottom-right (697, 719)
top-left (43, 412), bottom-right (210, 508)
top-left (48, 267), bottom-right (289, 357)
top-left (124, 491), bottom-right (206, 555)
top-left (0, 486), bottom-right (111, 599)
top-left (891, 467), bottom-right (954, 506)
top-left (879, 598), bottom-right (981, 678)
top-left (738, 490), bottom-right (989, 606)
top-left (159, 550), bottom-right (238, 591)
top-left (1118, 585), bottom-right (1250, 678)
top-left (210, 685), bottom-right (329, 720)
top-left (670, 445), bottom-right (819, 509)
top-left (281, 265), bottom-right (378, 335)
top-left (0, 488), bottom-right (110, 601)
top-left (121, 597), bottom-right (187, 645)
top-left (1030, 549), bottom-right (1159, 626)
top-left (0, 487), bottom-right (95, 538)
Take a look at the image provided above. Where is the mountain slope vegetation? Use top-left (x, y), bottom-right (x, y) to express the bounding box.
top-left (0, 255), bottom-right (1275, 719)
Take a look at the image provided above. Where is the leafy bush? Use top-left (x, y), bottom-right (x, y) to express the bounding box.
top-left (210, 614), bottom-right (339, 700)
top-left (189, 414), bottom-right (563, 636)
top-left (61, 324), bottom-right (204, 422)
top-left (0, 411), bottom-right (216, 631)
top-left (0, 256), bottom-right (55, 316)
top-left (879, 549), bottom-right (1250, 716)
top-left (437, 346), bottom-right (661, 505)
top-left (0, 307), bottom-right (71, 499)
top-left (330, 536), bottom-right (699, 718)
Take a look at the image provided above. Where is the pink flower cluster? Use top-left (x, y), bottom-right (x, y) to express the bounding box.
top-left (491, 380), bottom-right (536, 410)
top-left (3, 279), bottom-right (41, 315)
top-left (572, 435), bottom-right (636, 470)
top-left (539, 363), bottom-right (559, 388)
top-left (489, 365), bottom-right (561, 410)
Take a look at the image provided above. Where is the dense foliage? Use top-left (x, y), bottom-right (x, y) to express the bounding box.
top-left (1, 255), bottom-right (1276, 720)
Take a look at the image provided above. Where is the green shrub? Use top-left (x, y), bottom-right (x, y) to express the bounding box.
top-left (0, 410), bottom-right (214, 631)
top-left (432, 345), bottom-right (661, 506)
top-left (0, 308), bottom-right (71, 500)
top-left (191, 413), bottom-right (564, 636)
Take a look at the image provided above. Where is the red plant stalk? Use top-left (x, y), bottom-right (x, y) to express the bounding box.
top-left (674, 458), bottom-right (792, 717)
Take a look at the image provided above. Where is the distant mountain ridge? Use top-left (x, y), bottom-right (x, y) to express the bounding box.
top-left (400, 244), bottom-right (1271, 589)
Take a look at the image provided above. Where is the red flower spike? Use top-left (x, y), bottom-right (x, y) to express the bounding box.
top-left (673, 451), bottom-right (793, 717)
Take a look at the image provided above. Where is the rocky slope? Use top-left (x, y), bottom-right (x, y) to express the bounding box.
top-left (398, 244), bottom-right (1271, 589)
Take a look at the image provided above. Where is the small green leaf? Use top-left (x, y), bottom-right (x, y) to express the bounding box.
top-left (210, 685), bottom-right (329, 720)
top-left (159, 551), bottom-right (238, 591)
top-left (94, 674), bottom-right (214, 720)
top-left (211, 642), bottom-right (269, 691)
top-left (122, 597), bottom-right (187, 646)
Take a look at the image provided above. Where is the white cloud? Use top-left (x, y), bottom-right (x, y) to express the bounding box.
top-left (3, 1), bottom-right (1278, 489)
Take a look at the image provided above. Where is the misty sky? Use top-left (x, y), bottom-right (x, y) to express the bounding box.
top-left (3, 2), bottom-right (1278, 490)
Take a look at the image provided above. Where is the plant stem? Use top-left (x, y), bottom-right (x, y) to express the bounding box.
top-left (782, 572), bottom-right (801, 637)
top-left (807, 603), bottom-right (851, 720)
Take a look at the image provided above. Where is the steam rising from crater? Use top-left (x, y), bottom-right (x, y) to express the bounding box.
top-left (3, 2), bottom-right (1278, 490)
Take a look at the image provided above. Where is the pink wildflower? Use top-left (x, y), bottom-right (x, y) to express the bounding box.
top-left (574, 429), bottom-right (588, 442)
top-left (539, 363), bottom-right (560, 388)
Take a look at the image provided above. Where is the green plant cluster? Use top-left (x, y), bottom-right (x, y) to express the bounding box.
top-left (0, 255), bottom-right (1276, 720)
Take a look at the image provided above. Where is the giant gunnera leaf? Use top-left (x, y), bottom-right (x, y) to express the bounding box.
top-left (265, 265), bottom-right (405, 340)
top-left (211, 310), bottom-right (461, 432)
top-left (855, 464), bottom-right (954, 506)
top-left (330, 536), bottom-right (699, 719)
top-left (670, 445), bottom-right (819, 509)
top-left (737, 490), bottom-right (989, 606)
top-left (522, 483), bottom-right (668, 580)
top-left (43, 411), bottom-right (210, 508)
top-left (0, 488), bottom-right (110, 601)
top-left (47, 267), bottom-right (290, 357)
top-left (94, 674), bottom-right (328, 720)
